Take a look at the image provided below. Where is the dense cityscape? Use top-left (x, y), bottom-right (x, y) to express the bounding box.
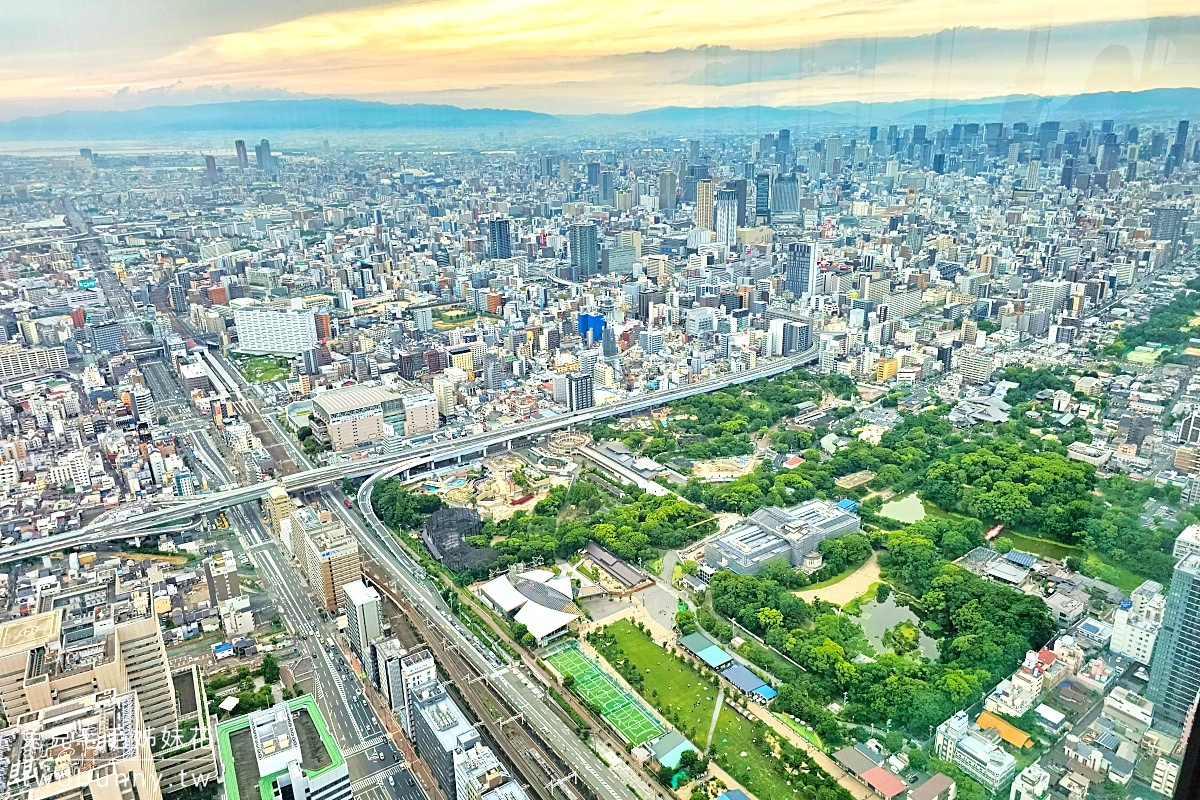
top-left (0, 111), bottom-right (1196, 800)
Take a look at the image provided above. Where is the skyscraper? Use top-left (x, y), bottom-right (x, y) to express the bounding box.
top-left (567, 372), bottom-right (594, 411)
top-left (714, 187), bottom-right (738, 246)
top-left (771, 175), bottom-right (800, 214)
top-left (1147, 553), bottom-right (1200, 733)
top-left (694, 179), bottom-right (714, 229)
top-left (785, 241), bottom-right (820, 297)
top-left (599, 169), bottom-right (616, 205)
top-left (689, 138), bottom-right (700, 165)
top-left (658, 170), bottom-right (678, 210)
top-left (204, 155), bottom-right (218, 184)
top-left (234, 139), bottom-right (248, 169)
top-left (754, 172), bottom-right (771, 223)
top-left (487, 216), bottom-right (512, 259)
top-left (586, 161), bottom-right (601, 186)
top-left (569, 222), bottom-right (599, 280)
top-left (255, 138), bottom-right (272, 171)
top-left (343, 579), bottom-right (383, 680)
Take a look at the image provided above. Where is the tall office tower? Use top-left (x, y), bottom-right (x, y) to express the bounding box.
top-left (204, 155), bottom-right (218, 184)
top-left (1169, 120), bottom-right (1191, 170)
top-left (824, 135), bottom-right (843, 171)
top-left (567, 371), bottom-right (594, 411)
top-left (771, 174), bottom-right (800, 213)
top-left (754, 172), bottom-right (771, 223)
top-left (0, 690), bottom-right (164, 800)
top-left (599, 169), bottom-right (615, 205)
top-left (1060, 156), bottom-right (1075, 188)
top-left (235, 139), bottom-right (249, 168)
top-left (727, 177), bottom-right (748, 227)
top-left (397, 649), bottom-right (437, 734)
top-left (785, 241), bottom-right (819, 297)
top-left (569, 222), bottom-right (599, 280)
top-left (586, 160), bottom-right (601, 186)
top-left (714, 187), bottom-right (738, 245)
top-left (1151, 206), bottom-right (1186, 245)
top-left (343, 580), bottom-right (383, 680)
top-left (1147, 553), bottom-right (1200, 732)
top-left (658, 170), bottom-right (678, 209)
top-left (694, 179), bottom-right (714, 229)
top-left (1025, 158), bottom-right (1041, 190)
top-left (217, 698), bottom-right (351, 800)
top-left (1027, 279), bottom-right (1070, 315)
top-left (487, 216), bottom-right (512, 259)
top-left (255, 138), bottom-right (272, 170)
top-left (689, 138), bottom-right (700, 165)
top-left (777, 128), bottom-right (791, 163)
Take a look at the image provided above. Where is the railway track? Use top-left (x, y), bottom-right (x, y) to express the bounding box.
top-left (365, 562), bottom-right (589, 800)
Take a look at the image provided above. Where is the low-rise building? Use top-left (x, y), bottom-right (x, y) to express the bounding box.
top-left (934, 711), bottom-right (1017, 794)
top-left (215, 697), bottom-right (351, 800)
top-left (705, 499), bottom-right (860, 574)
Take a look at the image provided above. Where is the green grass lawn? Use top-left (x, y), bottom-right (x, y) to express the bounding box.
top-left (1003, 531), bottom-right (1146, 592)
top-left (598, 621), bottom-right (843, 800)
top-left (800, 564), bottom-right (860, 592)
top-left (239, 356), bottom-right (290, 383)
top-left (595, 619), bottom-right (718, 744)
top-left (774, 712), bottom-right (825, 750)
top-left (710, 707), bottom-right (796, 800)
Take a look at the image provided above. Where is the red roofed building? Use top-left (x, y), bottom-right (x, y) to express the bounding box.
top-left (862, 766), bottom-right (907, 800)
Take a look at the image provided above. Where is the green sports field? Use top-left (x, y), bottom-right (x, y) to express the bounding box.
top-left (546, 642), bottom-right (664, 745)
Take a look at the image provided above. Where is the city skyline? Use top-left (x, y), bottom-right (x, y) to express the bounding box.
top-left (1, 2), bottom-right (1198, 119)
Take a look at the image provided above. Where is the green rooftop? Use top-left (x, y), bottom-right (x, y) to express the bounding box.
top-left (215, 695), bottom-right (344, 800)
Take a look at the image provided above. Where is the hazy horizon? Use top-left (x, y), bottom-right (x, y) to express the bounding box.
top-left (2, 2), bottom-right (1198, 121)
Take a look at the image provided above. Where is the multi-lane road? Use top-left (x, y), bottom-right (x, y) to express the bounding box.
top-left (185, 429), bottom-right (423, 800)
top-left (0, 343), bottom-right (819, 564)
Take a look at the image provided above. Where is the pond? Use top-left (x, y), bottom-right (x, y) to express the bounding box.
top-left (857, 597), bottom-right (939, 659)
top-left (879, 493), bottom-right (927, 523)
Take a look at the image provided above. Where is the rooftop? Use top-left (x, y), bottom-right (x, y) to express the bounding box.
top-left (216, 696), bottom-right (342, 800)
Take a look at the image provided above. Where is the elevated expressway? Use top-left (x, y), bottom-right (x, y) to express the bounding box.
top-left (0, 344), bottom-right (817, 564)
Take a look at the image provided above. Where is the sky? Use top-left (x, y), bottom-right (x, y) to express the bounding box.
top-left (1, 0), bottom-right (1198, 118)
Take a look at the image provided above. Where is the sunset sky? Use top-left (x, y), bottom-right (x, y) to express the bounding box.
top-left (1, 0), bottom-right (1198, 118)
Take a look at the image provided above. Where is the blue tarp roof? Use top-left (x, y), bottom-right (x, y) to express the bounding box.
top-left (717, 791), bottom-right (751, 800)
top-left (679, 631), bottom-right (733, 668)
top-left (1005, 550), bottom-right (1037, 568)
top-left (649, 730), bottom-right (697, 769)
top-left (753, 685), bottom-right (778, 700)
top-left (697, 645), bottom-right (732, 669)
top-left (720, 663), bottom-right (767, 693)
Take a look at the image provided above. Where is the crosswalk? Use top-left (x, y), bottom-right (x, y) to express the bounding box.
top-left (350, 763), bottom-right (409, 793)
top-left (342, 734), bottom-right (388, 756)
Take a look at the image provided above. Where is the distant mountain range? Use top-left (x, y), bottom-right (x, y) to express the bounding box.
top-left (0, 99), bottom-right (558, 139)
top-left (1, 87), bottom-right (1196, 140)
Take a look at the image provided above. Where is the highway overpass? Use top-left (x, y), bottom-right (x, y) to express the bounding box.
top-left (0, 344), bottom-right (818, 564)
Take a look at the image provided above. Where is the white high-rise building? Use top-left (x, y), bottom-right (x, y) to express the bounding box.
top-left (1110, 580), bottom-right (1166, 664)
top-left (233, 306), bottom-right (318, 356)
top-left (714, 188), bottom-right (738, 246)
top-left (343, 579), bottom-right (383, 677)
